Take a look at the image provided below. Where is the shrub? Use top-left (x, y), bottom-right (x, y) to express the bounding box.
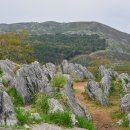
top-left (51, 74), bottom-right (67, 88)
top-left (0, 68), bottom-right (3, 77)
top-left (7, 87), bottom-right (23, 107)
top-left (16, 107), bottom-right (30, 126)
top-left (2, 79), bottom-right (9, 87)
top-left (48, 112), bottom-right (72, 128)
top-left (34, 93), bottom-right (49, 114)
top-left (77, 116), bottom-right (95, 130)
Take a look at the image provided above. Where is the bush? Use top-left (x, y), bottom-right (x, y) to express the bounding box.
top-left (7, 87), bottom-right (23, 107)
top-left (0, 68), bottom-right (3, 77)
top-left (34, 93), bottom-right (49, 114)
top-left (48, 112), bottom-right (72, 128)
top-left (51, 74), bottom-right (67, 88)
top-left (16, 108), bottom-right (30, 126)
top-left (77, 116), bottom-right (95, 130)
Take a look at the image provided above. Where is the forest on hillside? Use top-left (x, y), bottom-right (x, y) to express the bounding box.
top-left (27, 34), bottom-right (107, 64)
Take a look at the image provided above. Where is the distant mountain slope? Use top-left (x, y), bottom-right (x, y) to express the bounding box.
top-left (0, 21), bottom-right (130, 65)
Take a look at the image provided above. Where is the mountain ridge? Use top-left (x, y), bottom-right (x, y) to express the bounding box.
top-left (0, 21), bottom-right (130, 65)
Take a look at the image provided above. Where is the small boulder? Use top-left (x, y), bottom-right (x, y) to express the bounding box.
top-left (100, 75), bottom-right (112, 96)
top-left (0, 91), bottom-right (17, 126)
top-left (120, 94), bottom-right (130, 113)
top-left (48, 98), bottom-right (64, 113)
top-left (85, 80), bottom-right (108, 106)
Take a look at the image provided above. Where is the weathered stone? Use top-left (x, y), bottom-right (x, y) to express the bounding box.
top-left (120, 94), bottom-right (130, 113)
top-left (62, 74), bottom-right (91, 120)
top-left (85, 80), bottom-right (108, 106)
top-left (32, 123), bottom-right (63, 130)
top-left (116, 73), bottom-right (130, 92)
top-left (42, 63), bottom-right (57, 79)
top-left (71, 113), bottom-right (78, 126)
top-left (100, 75), bottom-right (112, 96)
top-left (99, 65), bottom-right (118, 78)
top-left (0, 91), bottom-right (17, 126)
top-left (29, 113), bottom-right (42, 120)
top-left (61, 60), bottom-right (94, 81)
top-left (0, 59), bottom-right (19, 85)
top-left (13, 61), bottom-right (52, 104)
top-left (48, 98), bottom-right (64, 113)
top-left (117, 119), bottom-right (123, 126)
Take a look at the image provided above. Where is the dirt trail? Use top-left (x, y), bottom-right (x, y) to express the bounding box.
top-left (73, 82), bottom-right (127, 130)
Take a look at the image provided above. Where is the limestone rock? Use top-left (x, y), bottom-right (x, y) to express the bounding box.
top-left (0, 91), bottom-right (17, 126)
top-left (62, 74), bottom-right (91, 120)
top-left (0, 59), bottom-right (19, 85)
top-left (85, 80), bottom-right (108, 106)
top-left (48, 98), bottom-right (64, 113)
top-left (42, 63), bottom-right (57, 79)
top-left (32, 123), bottom-right (63, 130)
top-left (100, 75), bottom-right (112, 96)
top-left (99, 65), bottom-right (118, 78)
top-left (61, 60), bottom-right (94, 81)
top-left (13, 61), bottom-right (52, 104)
top-left (120, 94), bottom-right (130, 113)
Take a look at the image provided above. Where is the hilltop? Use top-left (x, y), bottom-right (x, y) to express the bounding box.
top-left (0, 21), bottom-right (130, 65)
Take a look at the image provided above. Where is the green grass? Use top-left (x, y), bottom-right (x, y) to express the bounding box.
top-left (16, 107), bottom-right (30, 126)
top-left (48, 112), bottom-right (72, 128)
top-left (77, 116), bottom-right (96, 130)
top-left (0, 68), bottom-right (3, 77)
top-left (113, 62), bottom-right (130, 74)
top-left (51, 74), bottom-right (67, 88)
top-left (7, 87), bottom-right (23, 107)
top-left (34, 93), bottom-right (49, 114)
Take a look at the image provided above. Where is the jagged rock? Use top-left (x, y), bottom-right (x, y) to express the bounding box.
top-left (0, 83), bottom-right (6, 91)
top-left (71, 113), bottom-right (78, 125)
top-left (120, 94), bottom-right (130, 113)
top-left (0, 59), bottom-right (19, 85)
top-left (32, 123), bottom-right (63, 130)
top-left (117, 119), bottom-right (123, 126)
top-left (42, 63), bottom-right (57, 79)
top-left (62, 74), bottom-right (91, 120)
top-left (29, 113), bottom-right (42, 120)
top-left (85, 80), bottom-right (108, 106)
top-left (48, 98), bottom-right (64, 113)
top-left (116, 73), bottom-right (130, 92)
top-left (99, 65), bottom-right (118, 78)
top-left (61, 60), bottom-right (94, 81)
top-left (100, 75), bottom-right (112, 96)
top-left (0, 91), bottom-right (17, 126)
top-left (13, 61), bottom-right (52, 104)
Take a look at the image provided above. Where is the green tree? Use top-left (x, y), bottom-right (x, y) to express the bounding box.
top-left (0, 31), bottom-right (35, 63)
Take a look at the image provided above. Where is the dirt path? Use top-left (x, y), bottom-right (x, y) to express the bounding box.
top-left (73, 82), bottom-right (127, 130)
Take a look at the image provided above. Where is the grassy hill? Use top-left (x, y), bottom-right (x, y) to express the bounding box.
top-left (0, 21), bottom-right (130, 65)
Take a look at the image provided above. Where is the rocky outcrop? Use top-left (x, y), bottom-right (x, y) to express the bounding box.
top-left (100, 75), bottom-right (112, 96)
top-left (62, 75), bottom-right (91, 120)
top-left (120, 94), bottom-right (130, 113)
top-left (61, 60), bottom-right (94, 81)
top-left (0, 59), bottom-right (19, 85)
top-left (48, 98), bottom-right (64, 113)
top-left (99, 65), bottom-right (118, 78)
top-left (116, 73), bottom-right (130, 92)
top-left (13, 61), bottom-right (52, 104)
top-left (42, 63), bottom-right (57, 79)
top-left (85, 80), bottom-right (108, 106)
top-left (0, 91), bottom-right (17, 126)
top-left (32, 123), bottom-right (87, 130)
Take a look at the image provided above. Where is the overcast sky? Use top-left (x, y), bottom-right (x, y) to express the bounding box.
top-left (0, 0), bottom-right (130, 33)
